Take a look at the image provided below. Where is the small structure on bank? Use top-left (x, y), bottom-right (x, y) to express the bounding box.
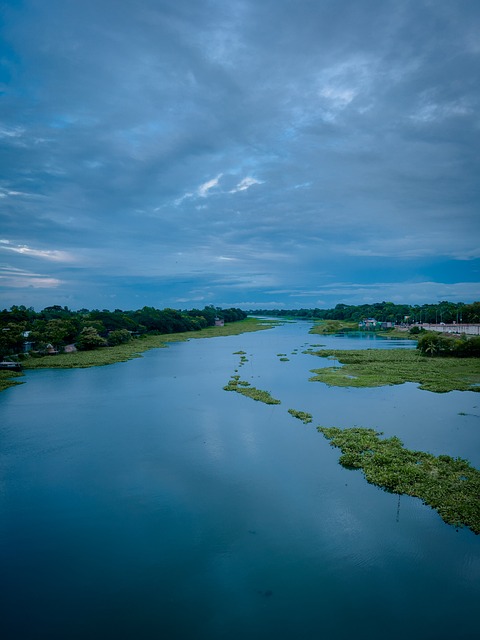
top-left (0, 361), bottom-right (22, 371)
top-left (358, 318), bottom-right (377, 330)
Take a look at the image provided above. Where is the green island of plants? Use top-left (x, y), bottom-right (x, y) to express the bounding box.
top-left (288, 409), bottom-right (313, 423)
top-left (310, 320), bottom-right (358, 334)
top-left (223, 375), bottom-right (281, 405)
top-left (318, 426), bottom-right (480, 535)
top-left (309, 349), bottom-right (480, 393)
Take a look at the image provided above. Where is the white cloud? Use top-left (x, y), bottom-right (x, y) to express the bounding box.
top-left (0, 126), bottom-right (25, 138)
top-left (229, 176), bottom-right (262, 193)
top-left (0, 240), bottom-right (76, 262)
top-left (198, 174), bottom-right (223, 197)
top-left (174, 174), bottom-right (224, 205)
top-left (410, 98), bottom-right (472, 123)
top-left (0, 265), bottom-right (63, 288)
top-left (319, 86), bottom-right (356, 107)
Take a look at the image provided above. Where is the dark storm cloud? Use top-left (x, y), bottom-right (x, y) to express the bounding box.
top-left (0, 0), bottom-right (479, 309)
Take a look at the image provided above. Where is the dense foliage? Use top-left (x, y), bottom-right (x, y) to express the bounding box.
top-left (252, 300), bottom-right (480, 324)
top-left (318, 427), bottom-right (480, 534)
top-left (0, 304), bottom-right (246, 358)
top-left (417, 334), bottom-right (480, 357)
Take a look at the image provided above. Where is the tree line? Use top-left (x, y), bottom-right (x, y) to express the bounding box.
top-left (0, 305), bottom-right (246, 358)
top-left (251, 301), bottom-right (480, 324)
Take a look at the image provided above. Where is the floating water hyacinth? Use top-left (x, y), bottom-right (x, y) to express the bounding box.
top-left (288, 409), bottom-right (313, 424)
top-left (318, 426), bottom-right (480, 534)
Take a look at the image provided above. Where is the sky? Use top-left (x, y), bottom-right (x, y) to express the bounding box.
top-left (0, 0), bottom-right (479, 311)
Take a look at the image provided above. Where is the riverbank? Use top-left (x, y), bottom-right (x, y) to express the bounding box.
top-left (309, 348), bottom-right (480, 393)
top-left (0, 318), bottom-right (278, 392)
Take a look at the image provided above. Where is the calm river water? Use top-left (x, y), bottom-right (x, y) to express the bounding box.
top-left (1, 321), bottom-right (479, 639)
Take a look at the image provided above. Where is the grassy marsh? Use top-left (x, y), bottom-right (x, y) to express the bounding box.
top-left (318, 426), bottom-right (480, 534)
top-left (309, 349), bottom-right (480, 393)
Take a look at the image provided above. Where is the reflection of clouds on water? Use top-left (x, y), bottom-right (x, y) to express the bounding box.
top-left (196, 406), bottom-right (227, 462)
top-left (239, 425), bottom-right (259, 458)
top-left (196, 401), bottom-right (262, 462)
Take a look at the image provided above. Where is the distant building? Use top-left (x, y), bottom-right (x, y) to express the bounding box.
top-left (358, 318), bottom-right (377, 329)
top-left (46, 343), bottom-right (59, 355)
top-left (214, 317), bottom-right (225, 327)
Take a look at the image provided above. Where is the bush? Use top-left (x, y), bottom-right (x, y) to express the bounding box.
top-left (107, 329), bottom-right (132, 346)
top-left (451, 336), bottom-right (480, 358)
top-left (409, 325), bottom-right (424, 335)
top-left (417, 333), bottom-right (451, 356)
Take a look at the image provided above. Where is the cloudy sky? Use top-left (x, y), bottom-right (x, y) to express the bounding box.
top-left (1, 0), bottom-right (479, 311)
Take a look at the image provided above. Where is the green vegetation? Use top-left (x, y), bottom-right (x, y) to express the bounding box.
top-left (75, 326), bottom-right (108, 350)
top-left (288, 409), bottom-right (313, 424)
top-left (279, 357), bottom-right (289, 362)
top-left (251, 300), bottom-right (480, 324)
top-left (309, 349), bottom-right (480, 393)
top-left (318, 426), bottom-right (480, 534)
top-left (417, 333), bottom-right (480, 357)
top-left (310, 320), bottom-right (358, 334)
top-left (223, 375), bottom-right (281, 405)
top-left (0, 304), bottom-right (250, 362)
top-left (0, 370), bottom-right (24, 392)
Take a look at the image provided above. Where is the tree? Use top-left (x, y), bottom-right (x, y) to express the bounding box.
top-left (417, 334), bottom-right (450, 356)
top-left (107, 329), bottom-right (132, 346)
top-left (0, 323), bottom-right (26, 358)
top-left (76, 326), bottom-right (107, 350)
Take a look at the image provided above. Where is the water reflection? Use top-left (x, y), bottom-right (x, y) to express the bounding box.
top-left (0, 321), bottom-right (478, 640)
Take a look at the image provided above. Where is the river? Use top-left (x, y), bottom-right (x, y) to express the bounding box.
top-left (0, 321), bottom-right (478, 639)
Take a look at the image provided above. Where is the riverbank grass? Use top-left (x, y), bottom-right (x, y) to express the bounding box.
top-left (318, 426), bottom-right (480, 535)
top-left (309, 349), bottom-right (480, 393)
top-left (0, 370), bottom-right (24, 392)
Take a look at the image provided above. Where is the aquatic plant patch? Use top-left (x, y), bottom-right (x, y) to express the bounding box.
top-left (309, 349), bottom-right (480, 393)
top-left (318, 426), bottom-right (480, 534)
top-left (288, 409), bottom-right (313, 424)
top-left (223, 375), bottom-right (281, 405)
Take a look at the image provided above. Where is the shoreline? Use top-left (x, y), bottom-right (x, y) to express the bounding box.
top-left (0, 317), bottom-right (278, 392)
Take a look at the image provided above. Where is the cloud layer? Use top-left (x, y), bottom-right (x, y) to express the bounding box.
top-left (0, 0), bottom-right (479, 310)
